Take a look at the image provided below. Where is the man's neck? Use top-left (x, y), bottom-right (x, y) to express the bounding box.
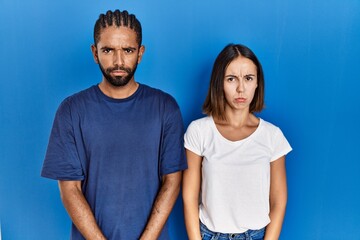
top-left (98, 79), bottom-right (139, 99)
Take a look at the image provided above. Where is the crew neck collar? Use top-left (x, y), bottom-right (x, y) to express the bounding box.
top-left (94, 83), bottom-right (142, 103)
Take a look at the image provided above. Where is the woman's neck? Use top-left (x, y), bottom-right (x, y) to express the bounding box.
top-left (213, 108), bottom-right (259, 141)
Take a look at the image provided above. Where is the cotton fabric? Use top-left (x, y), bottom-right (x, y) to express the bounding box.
top-left (42, 84), bottom-right (187, 239)
top-left (184, 116), bottom-right (292, 233)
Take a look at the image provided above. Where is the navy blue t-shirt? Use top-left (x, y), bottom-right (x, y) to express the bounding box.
top-left (41, 84), bottom-right (187, 239)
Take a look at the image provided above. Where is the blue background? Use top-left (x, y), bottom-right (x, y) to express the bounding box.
top-left (1, 0), bottom-right (359, 239)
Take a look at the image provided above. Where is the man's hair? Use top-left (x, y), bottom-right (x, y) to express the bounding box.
top-left (93, 9), bottom-right (142, 46)
top-left (203, 43), bottom-right (265, 120)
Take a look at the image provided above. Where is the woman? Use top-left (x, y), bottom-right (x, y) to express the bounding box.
top-left (183, 44), bottom-right (292, 240)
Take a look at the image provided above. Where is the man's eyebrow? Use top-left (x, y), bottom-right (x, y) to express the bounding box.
top-left (100, 46), bottom-right (114, 50)
top-left (123, 46), bottom-right (137, 50)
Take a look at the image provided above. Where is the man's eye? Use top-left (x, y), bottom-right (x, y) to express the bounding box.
top-left (125, 49), bottom-right (133, 53)
top-left (103, 49), bottom-right (112, 53)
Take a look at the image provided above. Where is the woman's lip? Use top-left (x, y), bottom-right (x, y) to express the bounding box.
top-left (235, 97), bottom-right (246, 102)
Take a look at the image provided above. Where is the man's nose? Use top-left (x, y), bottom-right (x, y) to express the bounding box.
top-left (113, 50), bottom-right (124, 66)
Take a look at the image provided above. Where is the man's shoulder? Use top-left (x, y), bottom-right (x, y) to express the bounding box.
top-left (140, 84), bottom-right (174, 100)
top-left (62, 85), bottom-right (97, 104)
top-left (141, 84), bottom-right (178, 108)
top-left (54, 85), bottom-right (98, 115)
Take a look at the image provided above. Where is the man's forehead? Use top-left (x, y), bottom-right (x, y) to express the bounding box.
top-left (97, 26), bottom-right (138, 45)
top-left (99, 26), bottom-right (136, 37)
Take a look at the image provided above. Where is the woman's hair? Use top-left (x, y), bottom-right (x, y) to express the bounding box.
top-left (93, 9), bottom-right (142, 47)
top-left (202, 43), bottom-right (265, 119)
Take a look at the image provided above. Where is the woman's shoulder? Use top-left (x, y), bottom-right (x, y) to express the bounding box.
top-left (188, 115), bottom-right (212, 128)
top-left (258, 118), bottom-right (284, 136)
top-left (185, 116), bottom-right (213, 135)
top-left (260, 118), bottom-right (277, 128)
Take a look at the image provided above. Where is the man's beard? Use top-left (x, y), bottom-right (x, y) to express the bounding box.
top-left (99, 62), bottom-right (138, 87)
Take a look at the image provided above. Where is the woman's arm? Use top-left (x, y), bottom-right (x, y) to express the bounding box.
top-left (182, 149), bottom-right (203, 240)
top-left (58, 180), bottom-right (106, 240)
top-left (264, 156), bottom-right (287, 240)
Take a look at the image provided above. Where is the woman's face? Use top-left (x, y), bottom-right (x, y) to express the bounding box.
top-left (223, 56), bottom-right (258, 111)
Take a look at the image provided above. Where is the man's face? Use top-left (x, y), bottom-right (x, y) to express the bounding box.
top-left (92, 26), bottom-right (144, 87)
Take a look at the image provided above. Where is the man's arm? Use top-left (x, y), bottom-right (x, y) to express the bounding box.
top-left (140, 171), bottom-right (182, 240)
top-left (58, 180), bottom-right (106, 240)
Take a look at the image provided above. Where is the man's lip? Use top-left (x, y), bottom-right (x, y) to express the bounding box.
top-left (112, 70), bottom-right (127, 75)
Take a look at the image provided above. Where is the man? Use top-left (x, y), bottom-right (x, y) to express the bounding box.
top-left (41, 9), bottom-right (187, 239)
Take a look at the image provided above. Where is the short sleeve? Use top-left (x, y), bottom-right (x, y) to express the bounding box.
top-left (41, 99), bottom-right (84, 180)
top-left (159, 96), bottom-right (187, 176)
top-left (184, 120), bottom-right (203, 156)
top-left (270, 127), bottom-right (292, 162)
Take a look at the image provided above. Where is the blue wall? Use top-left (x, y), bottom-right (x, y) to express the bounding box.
top-left (1, 1), bottom-right (359, 239)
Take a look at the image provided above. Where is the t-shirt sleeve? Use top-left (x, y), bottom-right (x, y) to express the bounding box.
top-left (159, 96), bottom-right (187, 176)
top-left (184, 120), bottom-right (202, 156)
top-left (41, 99), bottom-right (84, 180)
top-left (270, 127), bottom-right (292, 162)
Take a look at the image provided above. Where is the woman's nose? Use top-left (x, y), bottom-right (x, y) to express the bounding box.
top-left (236, 81), bottom-right (244, 93)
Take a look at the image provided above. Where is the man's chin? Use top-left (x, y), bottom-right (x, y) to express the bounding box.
top-left (106, 77), bottom-right (131, 87)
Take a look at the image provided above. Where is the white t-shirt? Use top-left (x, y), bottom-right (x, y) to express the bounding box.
top-left (184, 116), bottom-right (292, 233)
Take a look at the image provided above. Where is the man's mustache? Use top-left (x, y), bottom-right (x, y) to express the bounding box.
top-left (107, 66), bottom-right (131, 73)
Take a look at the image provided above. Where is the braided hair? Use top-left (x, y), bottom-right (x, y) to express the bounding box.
top-left (94, 9), bottom-right (142, 46)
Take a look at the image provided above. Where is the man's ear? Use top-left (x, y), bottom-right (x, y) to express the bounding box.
top-left (137, 45), bottom-right (145, 64)
top-left (91, 44), bottom-right (99, 63)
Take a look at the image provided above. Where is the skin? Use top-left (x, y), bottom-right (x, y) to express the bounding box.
top-left (140, 172), bottom-right (182, 240)
top-left (91, 26), bottom-right (145, 99)
top-left (59, 181), bottom-right (106, 240)
top-left (182, 150), bottom-right (203, 240)
top-left (59, 26), bottom-right (182, 240)
top-left (183, 56), bottom-right (287, 240)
